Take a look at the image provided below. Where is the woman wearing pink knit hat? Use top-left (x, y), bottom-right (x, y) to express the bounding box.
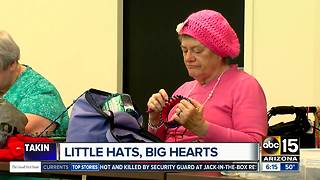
top-left (147, 10), bottom-right (267, 143)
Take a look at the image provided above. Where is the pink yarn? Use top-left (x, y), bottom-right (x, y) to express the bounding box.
top-left (178, 10), bottom-right (240, 59)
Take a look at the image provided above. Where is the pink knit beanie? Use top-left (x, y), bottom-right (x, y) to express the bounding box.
top-left (177, 10), bottom-right (240, 59)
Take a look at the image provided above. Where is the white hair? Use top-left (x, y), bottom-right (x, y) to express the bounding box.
top-left (0, 31), bottom-right (20, 70)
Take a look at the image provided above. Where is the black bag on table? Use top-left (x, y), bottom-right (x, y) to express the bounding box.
top-left (267, 106), bottom-right (317, 148)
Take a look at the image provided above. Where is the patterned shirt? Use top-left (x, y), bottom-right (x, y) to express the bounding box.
top-left (3, 65), bottom-right (68, 136)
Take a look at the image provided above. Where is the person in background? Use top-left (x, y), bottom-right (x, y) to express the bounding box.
top-left (147, 10), bottom-right (267, 143)
top-left (0, 31), bottom-right (68, 136)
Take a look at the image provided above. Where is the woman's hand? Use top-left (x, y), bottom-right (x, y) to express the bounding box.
top-left (172, 99), bottom-right (208, 136)
top-left (25, 113), bottom-right (57, 135)
top-left (147, 89), bottom-right (169, 126)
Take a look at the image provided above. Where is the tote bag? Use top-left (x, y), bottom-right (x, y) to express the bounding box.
top-left (66, 89), bottom-right (162, 143)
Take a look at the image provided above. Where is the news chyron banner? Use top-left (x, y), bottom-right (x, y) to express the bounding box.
top-left (261, 136), bottom-right (300, 172)
top-left (10, 143), bottom-right (259, 173)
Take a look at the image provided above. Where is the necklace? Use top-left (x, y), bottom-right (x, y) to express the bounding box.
top-left (185, 71), bottom-right (226, 107)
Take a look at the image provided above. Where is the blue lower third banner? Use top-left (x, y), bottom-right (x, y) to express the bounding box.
top-left (40, 162), bottom-right (259, 172)
top-left (42, 162), bottom-right (70, 172)
top-left (280, 163), bottom-right (299, 171)
top-left (24, 143), bottom-right (57, 161)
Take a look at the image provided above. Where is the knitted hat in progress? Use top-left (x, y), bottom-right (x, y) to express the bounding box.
top-left (177, 10), bottom-right (240, 59)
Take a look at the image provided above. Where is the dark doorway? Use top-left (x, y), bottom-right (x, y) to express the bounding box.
top-left (123, 0), bottom-right (245, 125)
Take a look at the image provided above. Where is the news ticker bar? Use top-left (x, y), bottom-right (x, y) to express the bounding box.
top-left (10, 161), bottom-right (259, 173)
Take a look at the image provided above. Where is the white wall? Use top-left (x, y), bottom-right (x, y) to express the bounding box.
top-left (315, 0), bottom-right (320, 105)
top-left (0, 0), bottom-right (122, 105)
top-left (245, 0), bottom-right (320, 112)
top-left (1, 0), bottom-right (319, 119)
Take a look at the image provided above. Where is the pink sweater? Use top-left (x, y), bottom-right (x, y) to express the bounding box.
top-left (150, 65), bottom-right (267, 143)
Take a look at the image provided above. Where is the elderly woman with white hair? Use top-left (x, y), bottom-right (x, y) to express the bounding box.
top-left (0, 31), bottom-right (68, 136)
top-left (147, 10), bottom-right (267, 143)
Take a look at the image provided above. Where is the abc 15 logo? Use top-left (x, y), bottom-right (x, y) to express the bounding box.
top-left (262, 136), bottom-right (299, 156)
